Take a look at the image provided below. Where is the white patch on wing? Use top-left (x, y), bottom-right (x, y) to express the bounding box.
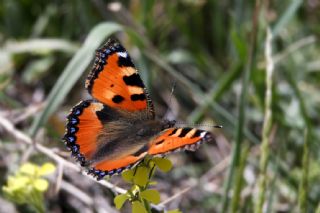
top-left (117, 51), bottom-right (128, 58)
top-left (200, 131), bottom-right (207, 138)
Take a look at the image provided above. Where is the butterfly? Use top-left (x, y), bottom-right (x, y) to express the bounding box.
top-left (63, 39), bottom-right (216, 180)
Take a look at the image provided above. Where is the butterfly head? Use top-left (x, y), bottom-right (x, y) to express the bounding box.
top-left (161, 119), bottom-right (176, 129)
top-left (135, 119), bottom-right (175, 138)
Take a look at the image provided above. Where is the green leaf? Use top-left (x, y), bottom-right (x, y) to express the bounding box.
top-left (230, 29), bottom-right (247, 61)
top-left (33, 178), bottom-right (49, 192)
top-left (38, 163), bottom-right (56, 176)
top-left (19, 163), bottom-right (37, 175)
top-left (140, 189), bottom-right (160, 204)
top-left (122, 169), bottom-right (134, 183)
top-left (114, 194), bottom-right (129, 210)
top-left (153, 157), bottom-right (172, 172)
top-left (148, 181), bottom-right (158, 186)
top-left (29, 22), bottom-right (123, 136)
top-left (133, 166), bottom-right (149, 187)
top-left (167, 209), bottom-right (182, 213)
top-left (22, 56), bottom-right (55, 84)
top-left (132, 201), bottom-right (147, 213)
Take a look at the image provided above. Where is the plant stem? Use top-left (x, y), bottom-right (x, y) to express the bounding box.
top-left (285, 60), bottom-right (312, 212)
top-left (298, 128), bottom-right (310, 212)
top-left (231, 145), bottom-right (249, 213)
top-left (221, 0), bottom-right (262, 211)
top-left (255, 27), bottom-right (274, 213)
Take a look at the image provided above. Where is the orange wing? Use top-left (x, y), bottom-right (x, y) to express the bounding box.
top-left (92, 151), bottom-right (147, 175)
top-left (148, 128), bottom-right (214, 156)
top-left (85, 39), bottom-right (154, 118)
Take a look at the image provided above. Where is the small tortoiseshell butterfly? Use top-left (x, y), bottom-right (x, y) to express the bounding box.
top-left (63, 39), bottom-right (216, 180)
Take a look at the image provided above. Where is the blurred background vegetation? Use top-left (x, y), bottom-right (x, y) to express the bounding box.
top-left (0, 0), bottom-right (320, 212)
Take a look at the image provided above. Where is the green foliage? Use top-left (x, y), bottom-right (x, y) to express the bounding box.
top-left (114, 194), bottom-right (129, 209)
top-left (167, 210), bottom-right (182, 213)
top-left (153, 157), bottom-right (173, 172)
top-left (140, 189), bottom-right (160, 204)
top-left (114, 157), bottom-right (176, 213)
top-left (2, 163), bottom-right (56, 213)
top-left (132, 201), bottom-right (148, 213)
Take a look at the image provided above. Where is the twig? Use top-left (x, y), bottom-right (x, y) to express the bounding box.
top-left (0, 115), bottom-right (126, 194)
top-left (47, 174), bottom-right (94, 206)
top-left (20, 146), bottom-right (35, 163)
top-left (54, 163), bottom-right (64, 194)
top-left (13, 102), bottom-right (46, 124)
top-left (59, 179), bottom-right (94, 206)
top-left (272, 35), bottom-right (316, 65)
top-left (160, 186), bottom-right (193, 207)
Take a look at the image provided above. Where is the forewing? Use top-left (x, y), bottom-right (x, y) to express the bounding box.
top-left (85, 39), bottom-right (154, 119)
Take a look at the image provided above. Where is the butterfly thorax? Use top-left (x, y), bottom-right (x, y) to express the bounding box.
top-left (134, 119), bottom-right (175, 138)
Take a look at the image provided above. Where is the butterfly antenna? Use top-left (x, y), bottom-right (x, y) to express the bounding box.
top-left (163, 80), bottom-right (177, 121)
top-left (168, 80), bottom-right (177, 119)
top-left (168, 80), bottom-right (177, 106)
top-left (175, 121), bottom-right (223, 129)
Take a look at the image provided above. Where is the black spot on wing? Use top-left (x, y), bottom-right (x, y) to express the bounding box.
top-left (95, 110), bottom-right (108, 122)
top-left (112, 95), bottom-right (124, 103)
top-left (178, 128), bottom-right (193, 138)
top-left (131, 94), bottom-right (146, 101)
top-left (133, 145), bottom-right (149, 157)
top-left (168, 128), bottom-right (178, 136)
top-left (191, 129), bottom-right (205, 138)
top-left (95, 104), bottom-right (120, 122)
top-left (155, 139), bottom-right (164, 145)
top-left (118, 55), bottom-right (135, 67)
top-left (123, 74), bottom-right (144, 88)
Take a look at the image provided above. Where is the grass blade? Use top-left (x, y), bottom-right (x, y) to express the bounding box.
top-left (255, 27), bottom-right (274, 213)
top-left (231, 144), bottom-right (249, 213)
top-left (187, 62), bottom-right (242, 123)
top-left (283, 47), bottom-right (312, 211)
top-left (299, 128), bottom-right (310, 212)
top-left (272, 0), bottom-right (303, 38)
top-left (221, 1), bottom-right (262, 211)
top-left (4, 39), bottom-right (78, 54)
